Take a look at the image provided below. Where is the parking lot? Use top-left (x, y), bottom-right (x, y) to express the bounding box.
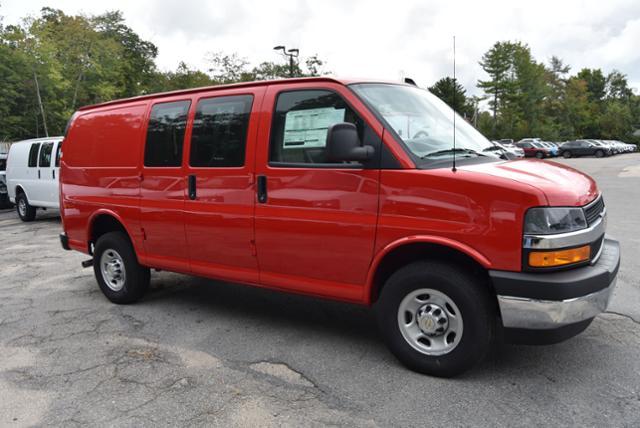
top-left (1, 154), bottom-right (639, 427)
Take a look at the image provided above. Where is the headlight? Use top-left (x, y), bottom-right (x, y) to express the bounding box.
top-left (524, 207), bottom-right (587, 235)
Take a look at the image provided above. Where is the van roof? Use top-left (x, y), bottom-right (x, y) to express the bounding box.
top-left (10, 136), bottom-right (64, 145)
top-left (77, 76), bottom-right (403, 112)
top-left (79, 77), bottom-right (353, 112)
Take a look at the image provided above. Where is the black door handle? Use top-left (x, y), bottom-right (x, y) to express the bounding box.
top-left (52, 169), bottom-right (55, 179)
top-left (257, 175), bottom-right (267, 203)
top-left (188, 174), bottom-right (197, 200)
top-left (38, 169), bottom-right (41, 179)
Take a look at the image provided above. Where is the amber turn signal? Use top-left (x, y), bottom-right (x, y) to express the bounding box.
top-left (528, 245), bottom-right (590, 267)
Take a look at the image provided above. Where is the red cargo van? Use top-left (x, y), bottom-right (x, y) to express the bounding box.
top-left (60, 77), bottom-right (619, 377)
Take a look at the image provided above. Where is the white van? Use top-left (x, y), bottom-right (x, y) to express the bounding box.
top-left (6, 137), bottom-right (63, 221)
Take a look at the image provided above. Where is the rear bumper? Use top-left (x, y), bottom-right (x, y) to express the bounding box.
top-left (490, 238), bottom-right (620, 344)
top-left (59, 233), bottom-right (71, 251)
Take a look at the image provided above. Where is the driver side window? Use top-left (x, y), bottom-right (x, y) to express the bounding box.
top-left (269, 90), bottom-right (367, 165)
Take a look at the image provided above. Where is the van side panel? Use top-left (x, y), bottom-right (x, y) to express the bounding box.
top-left (61, 103), bottom-right (147, 254)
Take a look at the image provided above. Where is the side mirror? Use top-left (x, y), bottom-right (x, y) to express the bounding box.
top-left (326, 122), bottom-right (374, 162)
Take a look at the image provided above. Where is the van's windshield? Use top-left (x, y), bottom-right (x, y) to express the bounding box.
top-left (350, 83), bottom-right (498, 163)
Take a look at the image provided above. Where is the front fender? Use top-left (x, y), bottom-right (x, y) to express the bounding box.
top-left (364, 235), bottom-right (492, 304)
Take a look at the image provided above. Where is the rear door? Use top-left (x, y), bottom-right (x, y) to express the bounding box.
top-left (253, 83), bottom-right (383, 302)
top-left (139, 99), bottom-right (191, 272)
top-left (35, 141), bottom-right (54, 204)
top-left (25, 142), bottom-right (41, 202)
top-left (577, 141), bottom-right (590, 155)
top-left (52, 140), bottom-right (61, 206)
top-left (183, 88), bottom-right (264, 283)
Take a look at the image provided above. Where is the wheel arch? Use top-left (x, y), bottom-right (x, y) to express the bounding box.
top-left (87, 210), bottom-right (138, 255)
top-left (365, 236), bottom-right (493, 305)
top-left (14, 184), bottom-right (29, 201)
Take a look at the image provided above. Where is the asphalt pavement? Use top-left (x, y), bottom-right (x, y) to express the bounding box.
top-left (1, 154), bottom-right (639, 427)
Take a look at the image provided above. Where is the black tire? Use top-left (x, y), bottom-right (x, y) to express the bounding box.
top-left (535, 151), bottom-right (544, 159)
top-left (595, 150), bottom-right (604, 158)
top-left (562, 151), bottom-right (572, 158)
top-left (93, 231), bottom-right (150, 304)
top-left (16, 192), bottom-right (36, 222)
top-left (375, 261), bottom-right (495, 377)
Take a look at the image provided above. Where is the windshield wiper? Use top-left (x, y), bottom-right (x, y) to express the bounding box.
top-left (421, 148), bottom-right (487, 159)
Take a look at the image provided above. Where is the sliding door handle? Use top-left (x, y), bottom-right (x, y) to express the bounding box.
top-left (257, 175), bottom-right (267, 203)
top-left (188, 174), bottom-right (197, 200)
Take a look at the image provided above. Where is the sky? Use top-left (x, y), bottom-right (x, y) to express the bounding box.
top-left (2, 0), bottom-right (640, 96)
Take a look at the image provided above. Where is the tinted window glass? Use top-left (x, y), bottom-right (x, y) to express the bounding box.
top-left (28, 143), bottom-right (41, 167)
top-left (269, 90), bottom-right (365, 165)
top-left (55, 141), bottom-right (62, 167)
top-left (190, 95), bottom-right (253, 167)
top-left (38, 142), bottom-right (53, 167)
top-left (0, 158), bottom-right (6, 171)
top-left (144, 101), bottom-right (190, 167)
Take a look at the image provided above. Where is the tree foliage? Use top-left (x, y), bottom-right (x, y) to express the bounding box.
top-left (0, 7), bottom-right (328, 141)
top-left (0, 7), bottom-right (637, 145)
top-left (428, 77), bottom-right (474, 118)
top-left (473, 40), bottom-right (639, 143)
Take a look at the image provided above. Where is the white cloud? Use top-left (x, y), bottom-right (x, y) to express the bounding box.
top-left (2, 0), bottom-right (639, 94)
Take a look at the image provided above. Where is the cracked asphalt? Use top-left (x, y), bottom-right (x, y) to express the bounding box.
top-left (1, 154), bottom-right (639, 427)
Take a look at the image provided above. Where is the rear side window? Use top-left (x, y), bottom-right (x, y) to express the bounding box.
top-left (190, 95), bottom-right (253, 167)
top-left (55, 141), bottom-right (62, 167)
top-left (144, 101), bottom-right (190, 167)
top-left (38, 142), bottom-right (53, 167)
top-left (269, 90), bottom-right (366, 165)
top-left (28, 143), bottom-right (41, 167)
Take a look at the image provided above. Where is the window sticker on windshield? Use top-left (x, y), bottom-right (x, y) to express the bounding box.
top-left (283, 107), bottom-right (345, 149)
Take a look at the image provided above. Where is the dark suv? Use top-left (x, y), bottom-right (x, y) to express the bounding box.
top-left (560, 140), bottom-right (608, 158)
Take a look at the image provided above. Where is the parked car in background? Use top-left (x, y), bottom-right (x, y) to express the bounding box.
top-left (540, 141), bottom-right (558, 157)
top-left (489, 141), bottom-right (524, 158)
top-left (560, 140), bottom-right (608, 158)
top-left (515, 140), bottom-right (550, 158)
top-left (0, 152), bottom-right (9, 208)
top-left (6, 137), bottom-right (63, 221)
top-left (497, 139), bottom-right (514, 145)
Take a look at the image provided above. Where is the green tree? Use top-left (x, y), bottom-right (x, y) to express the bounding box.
top-left (428, 77), bottom-right (473, 117)
top-left (91, 11), bottom-right (158, 97)
top-left (149, 62), bottom-right (213, 92)
top-left (478, 41), bottom-right (518, 137)
top-left (576, 68), bottom-right (606, 102)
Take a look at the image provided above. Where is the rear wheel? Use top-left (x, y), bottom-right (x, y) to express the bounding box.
top-left (375, 261), bottom-right (495, 377)
top-left (562, 151), bottom-right (572, 158)
top-left (93, 231), bottom-right (150, 304)
top-left (535, 151), bottom-right (544, 159)
top-left (16, 193), bottom-right (36, 222)
top-left (595, 150), bottom-right (604, 158)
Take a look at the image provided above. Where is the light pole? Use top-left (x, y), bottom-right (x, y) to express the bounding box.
top-left (273, 45), bottom-right (299, 77)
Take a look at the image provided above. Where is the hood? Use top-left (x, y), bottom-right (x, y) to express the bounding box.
top-left (461, 159), bottom-right (598, 206)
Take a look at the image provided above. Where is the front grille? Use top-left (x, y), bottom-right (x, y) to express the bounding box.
top-left (584, 195), bottom-right (605, 225)
top-left (590, 235), bottom-right (605, 262)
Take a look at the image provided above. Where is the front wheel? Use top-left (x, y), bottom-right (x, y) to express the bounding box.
top-left (595, 150), bottom-right (604, 158)
top-left (562, 151), bottom-right (572, 158)
top-left (375, 261), bottom-right (495, 377)
top-left (535, 151), bottom-right (544, 159)
top-left (16, 193), bottom-right (36, 221)
top-left (93, 231), bottom-right (150, 304)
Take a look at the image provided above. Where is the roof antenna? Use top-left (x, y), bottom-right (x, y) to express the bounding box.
top-left (452, 35), bottom-right (457, 172)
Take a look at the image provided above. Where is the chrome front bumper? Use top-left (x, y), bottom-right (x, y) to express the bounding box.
top-left (498, 278), bottom-right (616, 329)
top-left (491, 237), bottom-right (620, 332)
